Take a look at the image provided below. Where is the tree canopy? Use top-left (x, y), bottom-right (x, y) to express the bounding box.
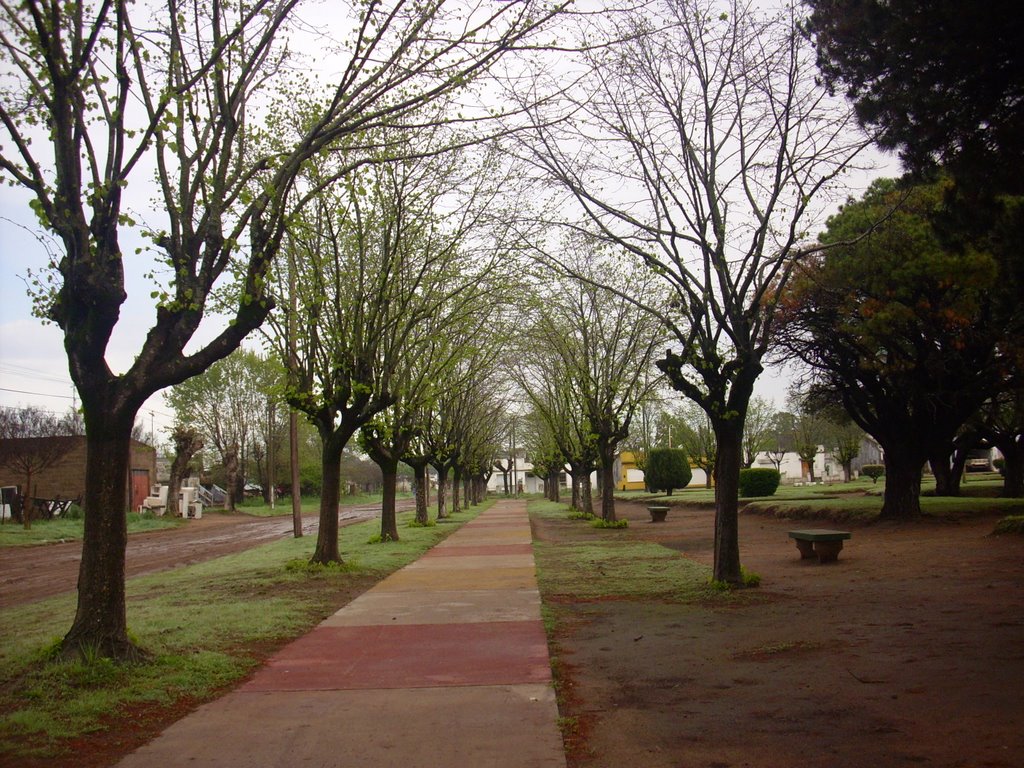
top-left (779, 177), bottom-right (1007, 517)
top-left (805, 0), bottom-right (1024, 189)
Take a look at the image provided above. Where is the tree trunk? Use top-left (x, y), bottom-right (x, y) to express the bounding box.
top-left (435, 465), bottom-right (449, 519)
top-left (413, 463), bottom-right (429, 524)
top-left (842, 460), bottom-right (853, 483)
top-left (995, 436), bottom-right (1023, 498)
top-left (289, 410), bottom-right (303, 538)
top-left (599, 443), bottom-right (617, 522)
top-left (570, 470), bottom-right (581, 511)
top-left (62, 412), bottom-right (142, 660)
top-left (880, 451), bottom-right (923, 520)
top-left (548, 468), bottom-right (561, 503)
top-left (311, 434), bottom-right (346, 564)
top-left (22, 469), bottom-right (33, 530)
top-left (950, 444), bottom-right (968, 492)
top-left (581, 471), bottom-right (594, 516)
top-left (223, 444), bottom-right (239, 512)
top-left (929, 448), bottom-right (961, 497)
top-left (452, 466), bottom-right (462, 514)
top-left (379, 457), bottom-right (400, 542)
top-left (711, 419), bottom-right (744, 585)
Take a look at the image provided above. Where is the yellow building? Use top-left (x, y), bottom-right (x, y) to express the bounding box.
top-left (616, 451), bottom-right (647, 491)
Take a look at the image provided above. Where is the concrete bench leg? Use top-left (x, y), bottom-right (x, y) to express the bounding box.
top-left (813, 540), bottom-right (844, 563)
top-left (794, 539), bottom-right (816, 559)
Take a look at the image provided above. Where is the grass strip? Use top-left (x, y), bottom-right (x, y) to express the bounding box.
top-left (0, 512), bottom-right (182, 548)
top-left (745, 494), bottom-right (1024, 523)
top-left (529, 500), bottom-right (712, 603)
top-left (0, 502), bottom-right (487, 762)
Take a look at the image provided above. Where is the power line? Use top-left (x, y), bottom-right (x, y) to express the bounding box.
top-left (0, 363), bottom-right (71, 386)
top-left (0, 386), bottom-right (74, 400)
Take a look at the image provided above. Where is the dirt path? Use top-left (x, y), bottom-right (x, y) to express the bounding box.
top-left (537, 500), bottom-right (1024, 768)
top-left (0, 501), bottom-right (410, 609)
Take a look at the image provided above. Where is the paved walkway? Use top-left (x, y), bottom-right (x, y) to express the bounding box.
top-left (116, 500), bottom-right (566, 768)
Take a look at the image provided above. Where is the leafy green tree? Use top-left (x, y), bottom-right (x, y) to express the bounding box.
top-left (677, 404), bottom-right (717, 489)
top-left (743, 398), bottom-right (778, 468)
top-left (779, 178), bottom-right (1007, 518)
top-left (167, 351), bottom-right (281, 512)
top-left (644, 449), bottom-right (692, 496)
top-left (805, 0), bottom-right (1024, 189)
top-left (515, 343), bottom-right (598, 517)
top-left (271, 140), bottom-right (510, 562)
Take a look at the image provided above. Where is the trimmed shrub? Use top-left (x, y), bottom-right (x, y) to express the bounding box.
top-left (645, 448), bottom-right (692, 495)
top-left (860, 464), bottom-right (885, 483)
top-left (738, 468), bottom-right (780, 497)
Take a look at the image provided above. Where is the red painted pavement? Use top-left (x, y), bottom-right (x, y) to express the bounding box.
top-left (241, 620), bottom-right (552, 692)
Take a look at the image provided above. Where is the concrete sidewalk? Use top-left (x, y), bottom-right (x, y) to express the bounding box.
top-left (116, 500), bottom-right (566, 768)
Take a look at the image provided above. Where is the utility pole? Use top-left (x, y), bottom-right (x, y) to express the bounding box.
top-left (288, 248), bottom-right (302, 538)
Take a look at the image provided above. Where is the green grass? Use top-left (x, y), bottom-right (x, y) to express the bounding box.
top-left (0, 502), bottom-right (486, 762)
top-left (529, 500), bottom-right (711, 602)
top-left (0, 512), bottom-right (182, 548)
top-left (616, 473), bottom-right (1021, 524)
top-left (237, 490), bottom-right (414, 517)
top-left (746, 493), bottom-right (1024, 523)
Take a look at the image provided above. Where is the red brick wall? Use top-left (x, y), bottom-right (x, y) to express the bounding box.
top-left (0, 437), bottom-right (157, 510)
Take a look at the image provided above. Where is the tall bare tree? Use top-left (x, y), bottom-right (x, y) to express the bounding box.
top-left (519, 0), bottom-right (867, 582)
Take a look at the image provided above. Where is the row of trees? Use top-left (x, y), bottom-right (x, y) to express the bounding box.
top-left (0, 0), bottom-right (569, 659)
top-left (4, 0), bottom-right (1020, 661)
top-left (514, 253), bottom-right (663, 523)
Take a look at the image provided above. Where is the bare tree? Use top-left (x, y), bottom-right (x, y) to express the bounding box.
top-left (0, 406), bottom-right (77, 528)
top-left (743, 397), bottom-right (778, 468)
top-left (519, 0), bottom-right (867, 583)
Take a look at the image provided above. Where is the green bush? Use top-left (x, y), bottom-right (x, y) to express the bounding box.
top-left (63, 504), bottom-right (83, 520)
top-left (645, 448), bottom-right (692, 495)
top-left (993, 458), bottom-right (1005, 476)
top-left (738, 468), bottom-right (780, 497)
top-left (861, 464), bottom-right (885, 483)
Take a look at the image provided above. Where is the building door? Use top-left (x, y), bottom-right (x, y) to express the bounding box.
top-left (131, 469), bottom-right (151, 513)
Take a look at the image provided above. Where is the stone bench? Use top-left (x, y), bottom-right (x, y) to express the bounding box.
top-left (647, 505), bottom-right (670, 522)
top-left (788, 529), bottom-right (851, 564)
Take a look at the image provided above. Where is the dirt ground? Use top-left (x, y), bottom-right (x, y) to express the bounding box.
top-left (0, 502), bottom-right (399, 609)
top-left (534, 500), bottom-right (1024, 768)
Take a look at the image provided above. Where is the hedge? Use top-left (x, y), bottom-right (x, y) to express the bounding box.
top-left (738, 467), bottom-right (781, 497)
